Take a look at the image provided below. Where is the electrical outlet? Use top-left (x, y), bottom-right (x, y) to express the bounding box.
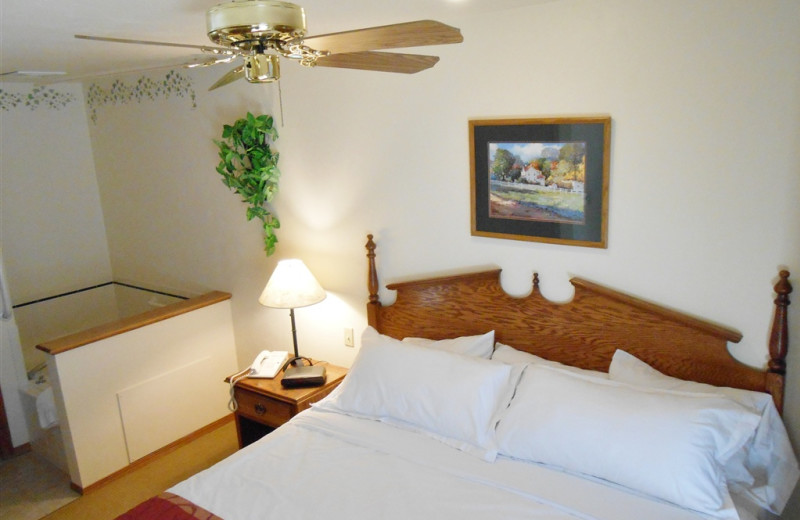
top-left (344, 327), bottom-right (354, 347)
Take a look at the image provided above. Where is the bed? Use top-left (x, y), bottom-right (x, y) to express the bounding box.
top-left (119, 234), bottom-right (797, 520)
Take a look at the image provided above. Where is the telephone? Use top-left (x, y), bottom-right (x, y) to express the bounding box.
top-left (249, 350), bottom-right (289, 379)
top-left (228, 350), bottom-right (290, 412)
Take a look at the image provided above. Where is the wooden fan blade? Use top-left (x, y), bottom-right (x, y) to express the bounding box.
top-left (75, 34), bottom-right (231, 54)
top-left (209, 65), bottom-right (245, 91)
top-left (32, 55), bottom-right (224, 85)
top-left (315, 51), bottom-right (440, 74)
top-left (302, 20), bottom-right (462, 55)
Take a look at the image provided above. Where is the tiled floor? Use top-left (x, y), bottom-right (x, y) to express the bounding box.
top-left (0, 452), bottom-right (78, 520)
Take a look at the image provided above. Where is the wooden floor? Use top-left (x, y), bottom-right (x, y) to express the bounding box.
top-left (41, 418), bottom-right (238, 520)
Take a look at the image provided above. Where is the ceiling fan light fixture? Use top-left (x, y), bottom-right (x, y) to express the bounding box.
top-left (75, 10), bottom-right (463, 91)
top-left (207, 0), bottom-right (306, 47)
top-left (244, 54), bottom-right (280, 82)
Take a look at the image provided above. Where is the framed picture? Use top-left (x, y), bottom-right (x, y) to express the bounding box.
top-left (470, 116), bottom-right (611, 248)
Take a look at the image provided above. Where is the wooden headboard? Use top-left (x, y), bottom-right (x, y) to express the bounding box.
top-left (364, 235), bottom-right (792, 413)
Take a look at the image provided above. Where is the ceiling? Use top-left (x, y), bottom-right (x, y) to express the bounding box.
top-left (0, 0), bottom-right (548, 83)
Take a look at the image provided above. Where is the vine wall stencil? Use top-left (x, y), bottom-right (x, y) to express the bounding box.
top-left (0, 86), bottom-right (77, 111)
top-left (86, 70), bottom-right (197, 123)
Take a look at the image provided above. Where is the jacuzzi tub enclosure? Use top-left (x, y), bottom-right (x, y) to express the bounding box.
top-left (36, 290), bottom-right (237, 492)
top-left (15, 282), bottom-right (186, 375)
top-left (13, 283), bottom-right (189, 474)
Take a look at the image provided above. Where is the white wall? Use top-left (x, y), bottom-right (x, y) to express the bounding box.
top-left (88, 0), bottom-right (799, 447)
top-left (1, 82), bottom-right (113, 448)
top-left (0, 83), bottom-right (112, 303)
top-left (0, 0), bottom-right (797, 510)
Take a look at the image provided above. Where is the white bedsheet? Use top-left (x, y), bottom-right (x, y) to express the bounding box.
top-left (170, 408), bottom-right (749, 520)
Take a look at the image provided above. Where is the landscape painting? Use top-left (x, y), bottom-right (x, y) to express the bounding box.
top-left (488, 141), bottom-right (587, 224)
top-left (470, 116), bottom-right (611, 248)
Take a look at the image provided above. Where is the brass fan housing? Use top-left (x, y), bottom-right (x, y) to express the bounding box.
top-left (206, 0), bottom-right (307, 50)
top-left (244, 54), bottom-right (280, 82)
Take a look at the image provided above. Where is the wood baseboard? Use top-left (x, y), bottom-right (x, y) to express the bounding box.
top-left (71, 414), bottom-right (234, 495)
top-left (6, 442), bottom-right (32, 458)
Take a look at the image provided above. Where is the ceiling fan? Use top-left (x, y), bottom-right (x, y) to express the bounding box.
top-left (75, 0), bottom-right (464, 90)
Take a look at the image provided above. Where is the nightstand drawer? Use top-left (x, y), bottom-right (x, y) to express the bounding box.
top-left (235, 388), bottom-right (294, 427)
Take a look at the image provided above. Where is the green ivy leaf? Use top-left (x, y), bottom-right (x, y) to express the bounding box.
top-left (214, 113), bottom-right (281, 256)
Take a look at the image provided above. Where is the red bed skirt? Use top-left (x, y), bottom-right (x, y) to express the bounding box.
top-left (115, 492), bottom-right (222, 520)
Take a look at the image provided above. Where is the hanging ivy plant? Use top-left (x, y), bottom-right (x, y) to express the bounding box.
top-left (214, 112), bottom-right (281, 255)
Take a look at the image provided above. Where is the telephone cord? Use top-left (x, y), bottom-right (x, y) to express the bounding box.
top-left (227, 366), bottom-right (252, 412)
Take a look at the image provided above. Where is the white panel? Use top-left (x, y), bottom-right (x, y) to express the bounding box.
top-left (117, 356), bottom-right (219, 462)
top-left (53, 299), bottom-right (237, 488)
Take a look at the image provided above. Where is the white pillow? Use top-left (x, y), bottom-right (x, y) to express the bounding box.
top-left (491, 342), bottom-right (607, 378)
top-left (495, 364), bottom-right (760, 518)
top-left (609, 349), bottom-right (800, 514)
top-left (402, 330), bottom-right (494, 358)
top-left (316, 327), bottom-right (520, 461)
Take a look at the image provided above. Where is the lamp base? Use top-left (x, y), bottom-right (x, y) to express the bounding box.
top-left (287, 355), bottom-right (310, 367)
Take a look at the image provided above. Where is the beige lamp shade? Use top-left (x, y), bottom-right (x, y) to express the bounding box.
top-left (259, 259), bottom-right (326, 309)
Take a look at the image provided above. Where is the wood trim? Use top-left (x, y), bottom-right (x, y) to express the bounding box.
top-left (385, 269), bottom-right (502, 291)
top-left (366, 234), bottom-right (381, 331)
top-left (766, 270), bottom-right (792, 414)
top-left (37, 291), bottom-right (232, 356)
top-left (0, 384), bottom-right (15, 459)
top-left (569, 278), bottom-right (742, 343)
top-left (72, 415), bottom-right (234, 495)
top-left (0, 441), bottom-right (31, 460)
top-left (10, 442), bottom-right (31, 457)
top-left (365, 234), bottom-right (790, 412)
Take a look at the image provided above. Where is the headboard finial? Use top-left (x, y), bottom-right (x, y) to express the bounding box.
top-left (366, 234), bottom-right (379, 305)
top-left (775, 270), bottom-right (792, 297)
top-left (765, 270), bottom-right (791, 414)
top-left (768, 270), bottom-right (792, 375)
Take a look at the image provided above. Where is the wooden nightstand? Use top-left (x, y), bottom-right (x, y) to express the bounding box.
top-left (228, 361), bottom-right (347, 448)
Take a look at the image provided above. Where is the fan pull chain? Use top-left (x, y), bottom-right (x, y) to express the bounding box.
top-left (277, 79), bottom-right (285, 127)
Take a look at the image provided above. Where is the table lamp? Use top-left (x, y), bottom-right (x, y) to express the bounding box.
top-left (259, 259), bottom-right (326, 366)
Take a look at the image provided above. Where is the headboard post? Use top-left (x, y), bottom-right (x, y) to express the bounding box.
top-left (766, 270), bottom-right (792, 414)
top-left (366, 234), bottom-right (380, 328)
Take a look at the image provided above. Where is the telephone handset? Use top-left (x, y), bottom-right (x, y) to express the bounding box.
top-left (228, 350), bottom-right (290, 412)
top-left (249, 350), bottom-right (289, 379)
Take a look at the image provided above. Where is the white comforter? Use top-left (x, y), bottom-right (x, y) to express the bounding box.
top-left (170, 408), bottom-right (749, 520)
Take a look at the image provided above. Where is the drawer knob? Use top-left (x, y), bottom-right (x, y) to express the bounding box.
top-left (254, 403), bottom-right (267, 415)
